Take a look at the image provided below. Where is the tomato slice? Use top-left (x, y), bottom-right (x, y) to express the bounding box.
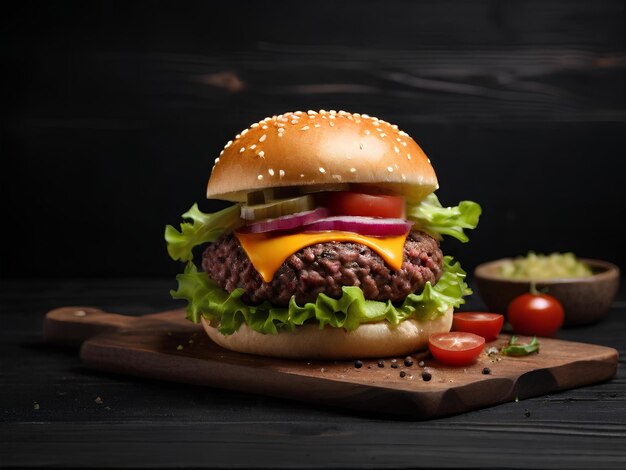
top-left (326, 192), bottom-right (405, 218)
top-left (428, 332), bottom-right (486, 366)
top-left (452, 312), bottom-right (504, 341)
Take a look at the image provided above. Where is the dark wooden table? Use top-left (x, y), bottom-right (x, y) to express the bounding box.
top-left (1, 278), bottom-right (624, 469)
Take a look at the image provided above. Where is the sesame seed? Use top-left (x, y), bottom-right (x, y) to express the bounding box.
top-left (314, 123), bottom-right (321, 128)
top-left (214, 157), bottom-right (220, 163)
top-left (257, 174), bottom-right (263, 180)
top-left (394, 146), bottom-right (400, 153)
top-left (278, 133), bottom-right (283, 138)
top-left (295, 111), bottom-right (303, 115)
top-left (241, 129), bottom-right (249, 135)
top-left (380, 133), bottom-right (387, 137)
top-left (309, 115), bottom-right (316, 119)
top-left (258, 150), bottom-right (265, 158)
top-left (278, 127), bottom-right (285, 132)
top-left (330, 110), bottom-right (337, 115)
top-left (319, 167), bottom-right (326, 173)
top-left (364, 129), bottom-right (371, 135)
top-left (239, 147), bottom-right (245, 153)
top-left (329, 115), bottom-right (336, 119)
top-left (259, 134), bottom-right (267, 142)
top-left (291, 119), bottom-right (298, 125)
top-left (362, 114), bottom-right (370, 118)
top-left (268, 168), bottom-right (274, 176)
top-left (401, 174), bottom-right (406, 181)
top-left (396, 137), bottom-right (401, 142)
top-left (350, 167), bottom-right (356, 173)
top-left (307, 110), bottom-right (316, 115)
top-left (300, 173), bottom-right (305, 178)
top-left (399, 131), bottom-right (408, 137)
top-left (219, 150), bottom-right (224, 155)
top-left (277, 123), bottom-right (285, 127)
top-left (391, 124), bottom-right (399, 130)
top-left (387, 166), bottom-right (393, 172)
top-left (262, 125), bottom-right (268, 130)
top-left (301, 126), bottom-right (310, 131)
top-left (225, 140), bottom-right (232, 148)
top-left (250, 144), bottom-right (256, 150)
top-left (376, 128), bottom-right (383, 132)
top-left (319, 109), bottom-right (327, 114)
top-left (401, 142), bottom-right (407, 147)
top-left (427, 158), bottom-right (431, 163)
top-left (251, 123), bottom-right (259, 128)
top-left (407, 154), bottom-right (411, 160)
top-left (329, 121), bottom-right (335, 127)
top-left (279, 169), bottom-right (285, 177)
top-left (236, 134), bottom-right (241, 139)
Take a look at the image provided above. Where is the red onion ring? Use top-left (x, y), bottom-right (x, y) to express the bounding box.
top-left (238, 207), bottom-right (330, 234)
top-left (302, 216), bottom-right (413, 237)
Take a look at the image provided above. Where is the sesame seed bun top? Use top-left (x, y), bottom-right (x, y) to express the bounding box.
top-left (206, 110), bottom-right (438, 203)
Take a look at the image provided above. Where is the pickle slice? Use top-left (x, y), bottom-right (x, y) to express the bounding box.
top-left (240, 195), bottom-right (315, 221)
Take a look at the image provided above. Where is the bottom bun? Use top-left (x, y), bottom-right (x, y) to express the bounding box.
top-left (201, 307), bottom-right (453, 360)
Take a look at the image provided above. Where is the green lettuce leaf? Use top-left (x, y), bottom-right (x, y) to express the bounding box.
top-left (406, 194), bottom-right (481, 243)
top-left (165, 203), bottom-right (243, 262)
top-left (171, 256), bottom-right (471, 335)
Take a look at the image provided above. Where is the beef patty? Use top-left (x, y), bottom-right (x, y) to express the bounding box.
top-left (201, 231), bottom-right (444, 306)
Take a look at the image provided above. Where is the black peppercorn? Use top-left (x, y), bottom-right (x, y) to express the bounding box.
top-left (482, 367), bottom-right (491, 375)
top-left (400, 371), bottom-right (406, 378)
top-left (404, 357), bottom-right (414, 367)
top-left (354, 360), bottom-right (363, 369)
top-left (390, 359), bottom-right (398, 369)
top-left (422, 371), bottom-right (432, 381)
top-left (377, 359), bottom-right (385, 368)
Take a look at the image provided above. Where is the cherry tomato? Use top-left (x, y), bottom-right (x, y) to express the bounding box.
top-left (507, 293), bottom-right (564, 337)
top-left (428, 332), bottom-right (486, 366)
top-left (452, 312), bottom-right (504, 341)
top-left (326, 192), bottom-right (405, 218)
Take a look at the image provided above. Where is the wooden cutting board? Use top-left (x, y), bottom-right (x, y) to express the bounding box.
top-left (43, 306), bottom-right (619, 419)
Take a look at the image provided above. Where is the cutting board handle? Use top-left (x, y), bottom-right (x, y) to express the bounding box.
top-left (43, 306), bottom-right (136, 346)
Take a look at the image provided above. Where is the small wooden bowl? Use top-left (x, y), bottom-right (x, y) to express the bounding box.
top-left (474, 258), bottom-right (620, 326)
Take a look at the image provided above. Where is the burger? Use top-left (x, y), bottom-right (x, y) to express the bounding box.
top-left (165, 110), bottom-right (481, 359)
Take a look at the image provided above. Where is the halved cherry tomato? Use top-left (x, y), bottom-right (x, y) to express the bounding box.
top-left (428, 332), bottom-right (485, 366)
top-left (507, 293), bottom-right (564, 337)
top-left (326, 192), bottom-right (405, 218)
top-left (452, 312), bottom-right (504, 341)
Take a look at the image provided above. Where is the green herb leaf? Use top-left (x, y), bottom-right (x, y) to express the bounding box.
top-left (165, 203), bottom-right (243, 262)
top-left (171, 256), bottom-right (472, 335)
top-left (501, 336), bottom-right (540, 356)
top-left (406, 193), bottom-right (481, 243)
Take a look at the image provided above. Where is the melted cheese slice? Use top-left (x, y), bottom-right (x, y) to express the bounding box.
top-left (235, 230), bottom-right (409, 283)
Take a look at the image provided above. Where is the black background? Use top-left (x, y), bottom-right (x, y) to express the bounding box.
top-left (2, 0), bottom-right (625, 279)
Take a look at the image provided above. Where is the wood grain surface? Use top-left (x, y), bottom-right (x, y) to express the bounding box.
top-left (3, 279), bottom-right (625, 469)
top-left (43, 305), bottom-right (618, 419)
